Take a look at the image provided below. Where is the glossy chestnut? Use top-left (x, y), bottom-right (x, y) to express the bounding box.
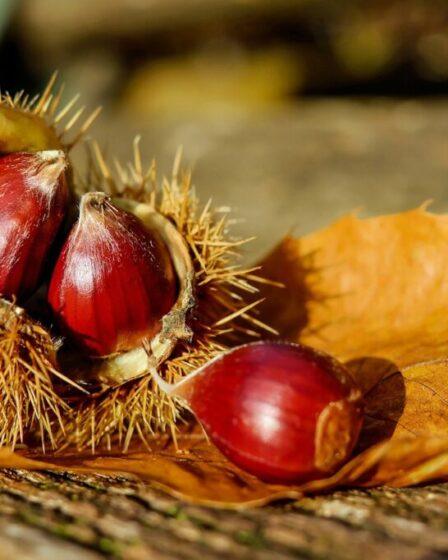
top-left (0, 150), bottom-right (68, 300)
top-left (48, 192), bottom-right (177, 357)
top-left (152, 341), bottom-right (364, 484)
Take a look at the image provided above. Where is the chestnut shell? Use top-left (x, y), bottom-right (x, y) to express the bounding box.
top-left (48, 193), bottom-right (177, 357)
top-left (0, 151), bottom-right (68, 300)
top-left (49, 195), bottom-right (195, 387)
top-left (179, 341), bottom-right (363, 484)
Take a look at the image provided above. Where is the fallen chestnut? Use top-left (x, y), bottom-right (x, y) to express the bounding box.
top-left (0, 150), bottom-right (68, 300)
top-left (151, 341), bottom-right (363, 484)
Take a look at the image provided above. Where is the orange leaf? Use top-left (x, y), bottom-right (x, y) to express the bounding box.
top-left (2, 432), bottom-right (448, 507)
top-left (259, 207), bottom-right (448, 369)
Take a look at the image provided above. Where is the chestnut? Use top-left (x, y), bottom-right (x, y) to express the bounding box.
top-left (151, 341), bottom-right (364, 484)
top-left (0, 150), bottom-right (68, 300)
top-left (48, 192), bottom-right (194, 386)
top-left (48, 191), bottom-right (177, 356)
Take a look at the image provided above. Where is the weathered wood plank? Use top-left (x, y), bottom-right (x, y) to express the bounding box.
top-left (0, 469), bottom-right (448, 559)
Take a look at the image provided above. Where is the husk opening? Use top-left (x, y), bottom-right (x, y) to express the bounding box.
top-left (61, 196), bottom-right (196, 388)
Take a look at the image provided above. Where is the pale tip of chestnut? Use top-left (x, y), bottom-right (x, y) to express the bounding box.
top-left (38, 149), bottom-right (65, 162)
top-left (30, 150), bottom-right (67, 191)
top-left (80, 191), bottom-right (108, 210)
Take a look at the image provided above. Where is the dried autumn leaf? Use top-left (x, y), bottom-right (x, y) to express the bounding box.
top-left (2, 431), bottom-right (448, 507)
top-left (259, 207), bottom-right (448, 370)
top-left (2, 207), bottom-right (448, 507)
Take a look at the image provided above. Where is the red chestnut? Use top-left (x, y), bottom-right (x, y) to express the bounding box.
top-left (0, 151), bottom-right (68, 300)
top-left (48, 192), bottom-right (177, 357)
top-left (152, 341), bottom-right (363, 484)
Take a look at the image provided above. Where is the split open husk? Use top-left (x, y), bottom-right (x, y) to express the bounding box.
top-left (61, 197), bottom-right (196, 387)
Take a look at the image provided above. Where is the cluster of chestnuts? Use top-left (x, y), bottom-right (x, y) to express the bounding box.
top-left (0, 80), bottom-right (364, 484)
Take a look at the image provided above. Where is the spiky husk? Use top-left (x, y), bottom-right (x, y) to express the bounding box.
top-left (0, 72), bottom-right (101, 154)
top-left (0, 300), bottom-right (73, 451)
top-left (65, 140), bottom-right (277, 451)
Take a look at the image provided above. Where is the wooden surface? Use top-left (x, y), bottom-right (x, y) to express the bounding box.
top-left (2, 99), bottom-right (448, 558)
top-left (1, 470), bottom-right (448, 559)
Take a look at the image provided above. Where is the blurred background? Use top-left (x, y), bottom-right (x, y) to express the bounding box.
top-left (1, 0), bottom-right (448, 258)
